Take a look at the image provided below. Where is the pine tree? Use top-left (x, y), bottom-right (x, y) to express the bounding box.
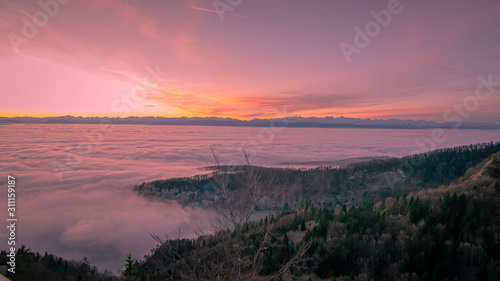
top-left (122, 253), bottom-right (137, 281)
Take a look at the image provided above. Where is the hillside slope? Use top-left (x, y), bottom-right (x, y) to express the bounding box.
top-left (134, 142), bottom-right (500, 211)
top-left (138, 150), bottom-right (500, 281)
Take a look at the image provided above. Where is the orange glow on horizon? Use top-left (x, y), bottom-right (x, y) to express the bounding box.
top-left (0, 109), bottom-right (412, 121)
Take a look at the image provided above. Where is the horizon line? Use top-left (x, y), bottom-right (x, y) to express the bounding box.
top-left (1, 115), bottom-right (500, 126)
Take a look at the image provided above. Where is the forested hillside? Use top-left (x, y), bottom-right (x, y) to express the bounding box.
top-left (0, 246), bottom-right (117, 281)
top-left (134, 142), bottom-right (500, 210)
top-left (133, 150), bottom-right (500, 280)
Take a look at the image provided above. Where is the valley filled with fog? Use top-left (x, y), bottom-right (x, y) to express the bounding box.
top-left (1, 124), bottom-right (500, 272)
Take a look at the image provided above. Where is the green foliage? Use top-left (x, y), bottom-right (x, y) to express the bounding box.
top-left (122, 254), bottom-right (141, 281)
top-left (138, 163), bottom-right (500, 280)
top-left (300, 218), bottom-right (306, 231)
top-left (137, 148), bottom-right (500, 280)
top-left (0, 246), bottom-right (115, 281)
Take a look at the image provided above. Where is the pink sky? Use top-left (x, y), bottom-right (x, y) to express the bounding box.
top-left (1, 0), bottom-right (500, 121)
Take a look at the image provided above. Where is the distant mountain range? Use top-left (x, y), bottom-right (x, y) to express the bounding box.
top-left (1, 115), bottom-right (500, 129)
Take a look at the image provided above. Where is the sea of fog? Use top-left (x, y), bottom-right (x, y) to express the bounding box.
top-left (1, 124), bottom-right (500, 273)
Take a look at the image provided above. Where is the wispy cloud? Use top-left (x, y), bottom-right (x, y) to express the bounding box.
top-left (142, 87), bottom-right (386, 119)
top-left (187, 5), bottom-right (255, 19)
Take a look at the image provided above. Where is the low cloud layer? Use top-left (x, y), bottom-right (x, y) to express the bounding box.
top-left (1, 124), bottom-right (500, 272)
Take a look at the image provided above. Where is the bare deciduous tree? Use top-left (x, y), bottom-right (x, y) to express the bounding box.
top-left (212, 147), bottom-right (265, 232)
top-left (147, 147), bottom-right (314, 280)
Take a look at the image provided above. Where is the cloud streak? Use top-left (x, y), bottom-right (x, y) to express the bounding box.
top-left (188, 5), bottom-right (255, 19)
